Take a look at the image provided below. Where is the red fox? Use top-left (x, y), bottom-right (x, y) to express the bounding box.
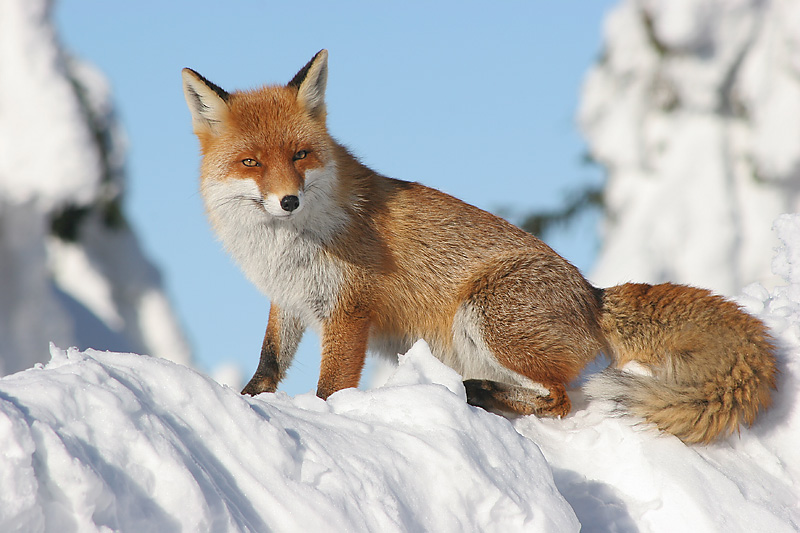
top-left (182, 50), bottom-right (777, 444)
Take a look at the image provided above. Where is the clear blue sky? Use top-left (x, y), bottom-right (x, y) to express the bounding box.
top-left (55, 1), bottom-right (617, 395)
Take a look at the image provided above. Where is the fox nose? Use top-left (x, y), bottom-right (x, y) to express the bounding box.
top-left (280, 195), bottom-right (300, 212)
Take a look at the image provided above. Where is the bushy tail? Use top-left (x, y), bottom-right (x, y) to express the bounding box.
top-left (586, 283), bottom-right (778, 445)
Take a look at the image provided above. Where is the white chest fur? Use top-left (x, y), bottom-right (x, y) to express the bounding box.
top-left (201, 177), bottom-right (345, 330)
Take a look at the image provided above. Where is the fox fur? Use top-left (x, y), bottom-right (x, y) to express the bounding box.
top-left (182, 50), bottom-right (777, 444)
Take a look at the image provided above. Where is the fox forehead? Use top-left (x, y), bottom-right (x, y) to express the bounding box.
top-left (220, 85), bottom-right (326, 149)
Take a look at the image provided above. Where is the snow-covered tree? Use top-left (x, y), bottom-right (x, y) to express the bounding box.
top-left (0, 0), bottom-right (191, 374)
top-left (582, 0), bottom-right (800, 295)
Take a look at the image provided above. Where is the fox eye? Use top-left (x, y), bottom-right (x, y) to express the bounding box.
top-left (293, 150), bottom-right (309, 161)
top-left (241, 158), bottom-right (260, 167)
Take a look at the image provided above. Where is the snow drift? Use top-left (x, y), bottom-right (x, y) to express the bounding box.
top-left (0, 343), bottom-right (577, 532)
top-left (1, 215), bottom-right (799, 532)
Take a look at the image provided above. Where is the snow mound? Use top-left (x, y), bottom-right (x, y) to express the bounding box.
top-left (0, 341), bottom-right (576, 532)
top-left (3, 214), bottom-right (800, 530)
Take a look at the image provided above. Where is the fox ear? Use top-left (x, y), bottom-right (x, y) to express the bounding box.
top-left (289, 49), bottom-right (328, 120)
top-left (182, 68), bottom-right (230, 135)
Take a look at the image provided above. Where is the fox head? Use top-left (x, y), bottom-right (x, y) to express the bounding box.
top-left (182, 50), bottom-right (334, 221)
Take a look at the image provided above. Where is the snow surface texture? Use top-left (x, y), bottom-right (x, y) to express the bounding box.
top-left (0, 0), bottom-right (191, 373)
top-left (0, 343), bottom-right (578, 532)
top-left (582, 0), bottom-right (800, 295)
top-left (2, 216), bottom-right (800, 531)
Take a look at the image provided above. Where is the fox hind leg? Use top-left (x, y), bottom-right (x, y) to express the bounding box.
top-left (452, 297), bottom-right (575, 418)
top-left (453, 252), bottom-right (604, 418)
top-left (464, 379), bottom-right (571, 418)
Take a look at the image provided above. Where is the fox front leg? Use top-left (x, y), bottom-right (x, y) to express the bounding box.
top-left (316, 305), bottom-right (371, 399)
top-left (241, 304), bottom-right (305, 396)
